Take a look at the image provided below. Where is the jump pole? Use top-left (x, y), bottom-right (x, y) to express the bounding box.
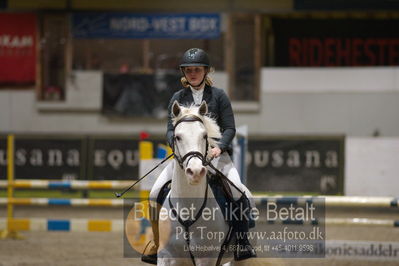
top-left (139, 139), bottom-right (153, 206)
top-left (1, 134), bottom-right (23, 239)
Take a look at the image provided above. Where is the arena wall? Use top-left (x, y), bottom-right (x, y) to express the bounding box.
top-left (1, 67), bottom-right (399, 136)
top-left (345, 137), bottom-right (399, 197)
top-left (1, 68), bottom-right (398, 196)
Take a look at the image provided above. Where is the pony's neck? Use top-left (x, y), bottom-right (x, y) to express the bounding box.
top-left (170, 164), bottom-right (208, 200)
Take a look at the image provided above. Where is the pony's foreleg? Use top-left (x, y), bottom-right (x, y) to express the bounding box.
top-left (156, 257), bottom-right (178, 266)
top-left (240, 185), bottom-right (255, 209)
top-left (195, 258), bottom-right (219, 266)
top-left (230, 258), bottom-right (257, 266)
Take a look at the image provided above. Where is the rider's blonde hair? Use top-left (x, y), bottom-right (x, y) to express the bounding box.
top-left (180, 67), bottom-right (214, 88)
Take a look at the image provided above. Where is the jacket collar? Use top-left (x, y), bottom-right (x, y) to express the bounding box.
top-left (181, 86), bottom-right (194, 104)
top-left (202, 84), bottom-right (212, 104)
top-left (182, 84), bottom-right (212, 105)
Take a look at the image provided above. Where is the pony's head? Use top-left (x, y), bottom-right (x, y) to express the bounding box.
top-left (172, 100), bottom-right (221, 185)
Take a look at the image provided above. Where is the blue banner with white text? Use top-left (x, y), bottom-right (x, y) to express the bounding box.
top-left (72, 13), bottom-right (221, 39)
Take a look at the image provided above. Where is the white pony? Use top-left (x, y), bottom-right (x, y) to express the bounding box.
top-left (156, 101), bottom-right (255, 266)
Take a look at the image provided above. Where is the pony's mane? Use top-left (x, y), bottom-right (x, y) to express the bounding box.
top-left (172, 104), bottom-right (222, 149)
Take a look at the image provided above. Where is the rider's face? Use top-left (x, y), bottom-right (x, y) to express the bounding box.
top-left (183, 66), bottom-right (206, 88)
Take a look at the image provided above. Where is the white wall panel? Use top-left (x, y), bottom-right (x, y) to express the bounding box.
top-left (261, 67), bottom-right (399, 93)
top-left (2, 68), bottom-right (399, 136)
top-left (345, 137), bottom-right (399, 196)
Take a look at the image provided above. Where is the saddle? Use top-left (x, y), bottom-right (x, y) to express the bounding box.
top-left (155, 172), bottom-right (255, 229)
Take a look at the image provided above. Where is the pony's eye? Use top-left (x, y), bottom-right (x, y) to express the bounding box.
top-left (175, 135), bottom-right (181, 141)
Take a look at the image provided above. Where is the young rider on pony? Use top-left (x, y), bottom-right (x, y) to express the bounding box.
top-left (142, 48), bottom-right (256, 264)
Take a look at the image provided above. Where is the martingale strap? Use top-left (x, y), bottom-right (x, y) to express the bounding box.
top-left (168, 177), bottom-right (209, 266)
top-left (169, 177), bottom-right (209, 229)
top-left (168, 177), bottom-right (235, 266)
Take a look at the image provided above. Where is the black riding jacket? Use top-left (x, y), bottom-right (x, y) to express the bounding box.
top-left (166, 85), bottom-right (236, 153)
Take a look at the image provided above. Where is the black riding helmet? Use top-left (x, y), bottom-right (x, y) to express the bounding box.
top-left (180, 48), bottom-right (210, 68)
top-left (180, 48), bottom-right (210, 88)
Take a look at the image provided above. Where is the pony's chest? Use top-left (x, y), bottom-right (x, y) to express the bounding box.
top-left (158, 197), bottom-right (228, 255)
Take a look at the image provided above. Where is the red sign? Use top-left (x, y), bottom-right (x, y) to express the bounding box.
top-left (273, 18), bottom-right (399, 67)
top-left (0, 13), bottom-right (37, 84)
top-left (289, 38), bottom-right (399, 66)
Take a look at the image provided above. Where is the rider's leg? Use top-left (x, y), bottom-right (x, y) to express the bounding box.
top-left (212, 153), bottom-right (257, 261)
top-left (212, 153), bottom-right (246, 200)
top-left (149, 160), bottom-right (174, 208)
top-left (141, 160), bottom-right (174, 265)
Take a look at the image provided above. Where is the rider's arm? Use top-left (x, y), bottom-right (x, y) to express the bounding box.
top-left (166, 93), bottom-right (180, 148)
top-left (217, 90), bottom-right (236, 153)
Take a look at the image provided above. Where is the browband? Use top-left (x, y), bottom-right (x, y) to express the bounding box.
top-left (174, 115), bottom-right (203, 128)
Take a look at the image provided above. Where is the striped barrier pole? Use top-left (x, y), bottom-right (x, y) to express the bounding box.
top-left (0, 180), bottom-right (136, 190)
top-left (0, 134), bottom-right (23, 239)
top-left (1, 194), bottom-right (397, 208)
top-left (325, 196), bottom-right (398, 208)
top-left (1, 196), bottom-right (397, 208)
top-left (264, 218), bottom-right (399, 227)
top-left (0, 217), bottom-right (397, 233)
top-left (253, 196), bottom-right (399, 208)
top-left (326, 218), bottom-right (399, 227)
top-left (0, 198), bottom-right (135, 207)
top-left (0, 218), bottom-right (123, 232)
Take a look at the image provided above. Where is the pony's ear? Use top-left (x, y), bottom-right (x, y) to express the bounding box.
top-left (198, 101), bottom-right (208, 116)
top-left (172, 100), bottom-right (181, 117)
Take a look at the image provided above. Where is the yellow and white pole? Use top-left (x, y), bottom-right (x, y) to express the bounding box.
top-left (135, 139), bottom-right (153, 244)
top-left (139, 140), bottom-right (153, 204)
top-left (1, 134), bottom-right (23, 239)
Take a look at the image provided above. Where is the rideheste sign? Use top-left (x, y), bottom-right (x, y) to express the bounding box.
top-left (272, 18), bottom-right (399, 67)
top-left (73, 13), bottom-right (221, 39)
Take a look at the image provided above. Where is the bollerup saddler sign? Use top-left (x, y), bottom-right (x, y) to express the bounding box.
top-left (0, 13), bottom-right (36, 84)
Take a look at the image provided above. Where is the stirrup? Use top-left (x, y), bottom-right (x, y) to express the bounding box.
top-left (141, 240), bottom-right (158, 265)
top-left (234, 240), bottom-right (257, 261)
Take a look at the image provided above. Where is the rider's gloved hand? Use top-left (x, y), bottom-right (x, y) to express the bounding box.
top-left (210, 147), bottom-right (222, 158)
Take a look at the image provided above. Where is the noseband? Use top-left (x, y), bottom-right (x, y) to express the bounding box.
top-left (173, 115), bottom-right (209, 169)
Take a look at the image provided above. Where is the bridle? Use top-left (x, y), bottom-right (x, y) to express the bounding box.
top-left (114, 114), bottom-right (211, 199)
top-left (172, 114), bottom-right (243, 193)
top-left (169, 114), bottom-right (237, 266)
top-left (172, 115), bottom-right (209, 169)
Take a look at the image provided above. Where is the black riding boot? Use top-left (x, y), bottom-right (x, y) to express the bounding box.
top-left (232, 194), bottom-right (257, 261)
top-left (142, 181), bottom-right (172, 264)
top-left (141, 205), bottom-right (160, 265)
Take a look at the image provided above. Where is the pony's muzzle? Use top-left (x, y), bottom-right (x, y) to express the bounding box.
top-left (185, 166), bottom-right (207, 184)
